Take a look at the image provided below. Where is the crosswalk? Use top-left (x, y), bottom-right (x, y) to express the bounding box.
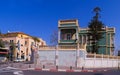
top-left (0, 66), bottom-right (24, 75)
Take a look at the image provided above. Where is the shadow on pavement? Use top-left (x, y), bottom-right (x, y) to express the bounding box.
top-left (94, 73), bottom-right (103, 75)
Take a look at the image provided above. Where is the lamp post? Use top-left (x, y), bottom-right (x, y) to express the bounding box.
top-left (76, 28), bottom-right (80, 68)
top-left (118, 58), bottom-right (120, 70)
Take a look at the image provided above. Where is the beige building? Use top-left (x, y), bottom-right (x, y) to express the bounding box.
top-left (0, 32), bottom-right (46, 61)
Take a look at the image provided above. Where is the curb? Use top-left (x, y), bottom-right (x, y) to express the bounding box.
top-left (24, 68), bottom-right (108, 72)
top-left (35, 68), bottom-right (42, 71)
top-left (50, 69), bottom-right (58, 72)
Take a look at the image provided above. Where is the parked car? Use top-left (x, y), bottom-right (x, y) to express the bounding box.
top-left (0, 57), bottom-right (7, 63)
top-left (13, 59), bottom-right (25, 62)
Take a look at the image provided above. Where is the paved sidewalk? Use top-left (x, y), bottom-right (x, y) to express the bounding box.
top-left (0, 62), bottom-right (119, 72)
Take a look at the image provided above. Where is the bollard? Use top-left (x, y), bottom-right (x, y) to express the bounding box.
top-left (43, 65), bottom-right (45, 69)
top-left (118, 64), bottom-right (119, 70)
top-left (82, 66), bottom-right (84, 70)
top-left (56, 65), bottom-right (58, 70)
top-left (29, 64), bottom-right (31, 68)
top-left (70, 66), bottom-right (72, 70)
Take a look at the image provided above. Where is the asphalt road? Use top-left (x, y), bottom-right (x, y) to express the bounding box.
top-left (0, 72), bottom-right (13, 75)
top-left (0, 66), bottom-right (120, 75)
top-left (0, 70), bottom-right (120, 75)
top-left (23, 70), bottom-right (120, 75)
top-left (0, 66), bottom-right (24, 75)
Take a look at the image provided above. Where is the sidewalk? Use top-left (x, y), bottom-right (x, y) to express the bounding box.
top-left (0, 62), bottom-right (119, 72)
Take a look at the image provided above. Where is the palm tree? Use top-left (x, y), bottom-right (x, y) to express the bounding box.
top-left (88, 7), bottom-right (105, 53)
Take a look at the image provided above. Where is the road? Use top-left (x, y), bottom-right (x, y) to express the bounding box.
top-left (0, 66), bottom-right (24, 75)
top-left (0, 72), bottom-right (13, 75)
top-left (0, 69), bottom-right (120, 75)
top-left (0, 63), bottom-right (120, 75)
top-left (23, 70), bottom-right (120, 75)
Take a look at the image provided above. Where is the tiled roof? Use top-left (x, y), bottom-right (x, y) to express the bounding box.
top-left (0, 32), bottom-right (31, 37)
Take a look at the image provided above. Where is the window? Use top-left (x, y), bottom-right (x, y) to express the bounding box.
top-left (111, 35), bottom-right (114, 44)
top-left (83, 35), bottom-right (86, 44)
top-left (10, 40), bottom-right (14, 43)
top-left (25, 41), bottom-right (27, 45)
top-left (21, 44), bottom-right (23, 46)
top-left (31, 42), bottom-right (34, 46)
top-left (61, 34), bottom-right (65, 40)
top-left (79, 35), bottom-right (82, 44)
top-left (66, 33), bottom-right (71, 40)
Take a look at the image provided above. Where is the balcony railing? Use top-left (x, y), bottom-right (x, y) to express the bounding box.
top-left (58, 45), bottom-right (76, 50)
top-left (60, 40), bottom-right (76, 43)
top-left (39, 44), bottom-right (86, 50)
top-left (107, 28), bottom-right (114, 31)
top-left (87, 53), bottom-right (120, 59)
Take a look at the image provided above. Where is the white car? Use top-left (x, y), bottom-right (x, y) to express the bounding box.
top-left (14, 59), bottom-right (24, 62)
top-left (0, 57), bottom-right (7, 63)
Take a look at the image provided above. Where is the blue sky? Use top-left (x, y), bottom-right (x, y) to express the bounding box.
top-left (0, 0), bottom-right (120, 50)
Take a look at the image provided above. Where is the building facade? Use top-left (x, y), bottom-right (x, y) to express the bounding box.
top-left (58, 19), bottom-right (115, 55)
top-left (0, 32), bottom-right (46, 61)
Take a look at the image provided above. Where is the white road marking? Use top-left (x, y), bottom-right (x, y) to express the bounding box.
top-left (13, 71), bottom-right (24, 75)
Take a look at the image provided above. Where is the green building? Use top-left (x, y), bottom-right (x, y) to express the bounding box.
top-left (58, 19), bottom-right (115, 55)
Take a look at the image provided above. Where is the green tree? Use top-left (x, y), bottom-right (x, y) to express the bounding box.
top-left (9, 42), bottom-right (16, 61)
top-left (0, 30), bottom-right (5, 48)
top-left (88, 7), bottom-right (105, 53)
top-left (0, 39), bottom-right (5, 48)
top-left (0, 30), bottom-right (2, 35)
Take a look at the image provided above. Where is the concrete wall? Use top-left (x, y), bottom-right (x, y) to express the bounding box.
top-left (39, 50), bottom-right (76, 67)
top-left (84, 58), bottom-right (119, 68)
top-left (58, 50), bottom-right (76, 67)
top-left (39, 50), bottom-right (55, 66)
top-left (38, 50), bottom-right (119, 68)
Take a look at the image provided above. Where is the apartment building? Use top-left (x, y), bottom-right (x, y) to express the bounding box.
top-left (0, 32), bottom-right (46, 61)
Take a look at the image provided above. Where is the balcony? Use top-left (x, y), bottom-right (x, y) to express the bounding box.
top-left (58, 19), bottom-right (78, 27)
top-left (59, 40), bottom-right (76, 43)
top-left (59, 24), bottom-right (78, 28)
top-left (107, 28), bottom-right (115, 33)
